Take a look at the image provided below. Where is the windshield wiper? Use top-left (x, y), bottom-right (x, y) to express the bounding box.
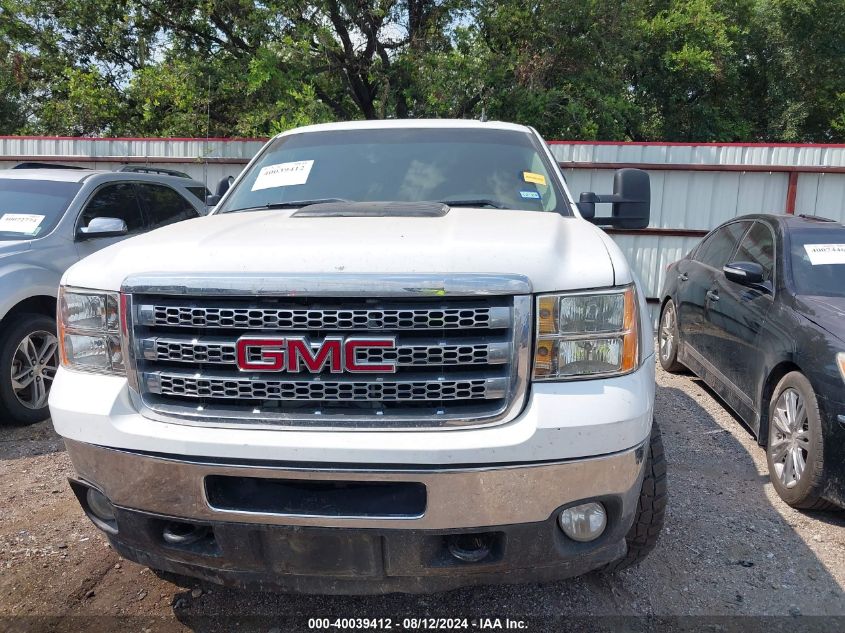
top-left (437, 199), bottom-right (504, 209)
top-left (227, 198), bottom-right (352, 213)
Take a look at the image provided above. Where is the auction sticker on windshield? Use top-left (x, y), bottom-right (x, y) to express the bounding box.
top-left (804, 243), bottom-right (845, 265)
top-left (252, 160), bottom-right (314, 191)
top-left (522, 171), bottom-right (547, 186)
top-left (0, 213), bottom-right (45, 235)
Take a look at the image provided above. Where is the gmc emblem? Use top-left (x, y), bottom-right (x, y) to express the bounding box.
top-left (235, 336), bottom-right (397, 373)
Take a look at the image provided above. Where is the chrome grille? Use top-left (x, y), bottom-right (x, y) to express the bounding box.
top-left (127, 291), bottom-right (531, 430)
top-left (139, 304), bottom-right (509, 330)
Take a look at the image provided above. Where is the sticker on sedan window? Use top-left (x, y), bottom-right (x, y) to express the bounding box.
top-left (804, 243), bottom-right (845, 265)
top-left (522, 171), bottom-right (547, 186)
top-left (251, 160), bottom-right (314, 191)
top-left (0, 213), bottom-right (45, 235)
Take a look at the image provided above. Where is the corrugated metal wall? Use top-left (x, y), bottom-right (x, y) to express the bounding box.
top-left (0, 137), bottom-right (264, 190)
top-left (3, 136), bottom-right (844, 322)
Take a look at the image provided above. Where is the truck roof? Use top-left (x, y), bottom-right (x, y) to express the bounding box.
top-left (275, 119), bottom-right (534, 138)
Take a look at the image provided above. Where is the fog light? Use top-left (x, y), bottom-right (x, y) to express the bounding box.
top-left (558, 502), bottom-right (607, 542)
top-left (86, 488), bottom-right (116, 522)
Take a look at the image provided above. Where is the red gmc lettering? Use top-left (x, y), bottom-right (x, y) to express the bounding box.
top-left (235, 336), bottom-right (396, 373)
top-left (235, 338), bottom-right (285, 371)
top-left (287, 337), bottom-right (343, 373)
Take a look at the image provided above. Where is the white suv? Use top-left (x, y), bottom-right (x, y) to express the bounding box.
top-left (49, 120), bottom-right (665, 593)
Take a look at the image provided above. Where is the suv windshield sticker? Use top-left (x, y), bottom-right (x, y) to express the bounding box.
top-left (251, 160), bottom-right (314, 191)
top-left (522, 171), bottom-right (547, 186)
top-left (804, 243), bottom-right (845, 265)
top-left (519, 190), bottom-right (541, 200)
top-left (0, 213), bottom-right (45, 235)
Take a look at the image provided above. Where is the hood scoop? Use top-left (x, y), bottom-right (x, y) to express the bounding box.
top-left (292, 201), bottom-right (449, 218)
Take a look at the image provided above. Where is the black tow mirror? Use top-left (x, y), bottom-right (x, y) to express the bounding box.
top-left (724, 261), bottom-right (765, 286)
top-left (577, 168), bottom-right (651, 229)
top-left (216, 175), bottom-right (234, 197)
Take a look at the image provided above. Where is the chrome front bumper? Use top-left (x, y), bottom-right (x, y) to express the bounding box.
top-left (65, 439), bottom-right (646, 530)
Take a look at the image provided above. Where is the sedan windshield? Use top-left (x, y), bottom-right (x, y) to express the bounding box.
top-left (0, 179), bottom-right (82, 240)
top-left (789, 227), bottom-right (845, 298)
top-left (219, 128), bottom-right (570, 215)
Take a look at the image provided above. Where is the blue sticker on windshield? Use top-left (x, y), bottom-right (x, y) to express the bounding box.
top-left (519, 190), bottom-right (541, 200)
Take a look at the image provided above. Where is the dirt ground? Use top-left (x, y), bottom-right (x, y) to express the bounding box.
top-left (1, 359), bottom-right (843, 632)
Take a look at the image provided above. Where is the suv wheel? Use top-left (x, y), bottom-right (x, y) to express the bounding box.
top-left (658, 300), bottom-right (685, 373)
top-left (603, 419), bottom-right (667, 572)
top-left (766, 372), bottom-right (835, 510)
top-left (0, 314), bottom-right (58, 426)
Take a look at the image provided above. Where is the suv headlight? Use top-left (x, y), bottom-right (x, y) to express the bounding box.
top-left (533, 285), bottom-right (638, 380)
top-left (58, 287), bottom-right (126, 375)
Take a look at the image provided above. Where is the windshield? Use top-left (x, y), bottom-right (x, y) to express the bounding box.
top-left (789, 227), bottom-right (845, 298)
top-left (218, 128), bottom-right (571, 215)
top-left (0, 179), bottom-right (82, 240)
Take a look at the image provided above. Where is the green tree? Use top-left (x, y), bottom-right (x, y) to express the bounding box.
top-left (1, 0), bottom-right (844, 141)
top-left (751, 0), bottom-right (845, 141)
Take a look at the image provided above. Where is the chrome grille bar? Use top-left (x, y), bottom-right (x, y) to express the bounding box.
top-left (136, 304), bottom-right (511, 331)
top-left (145, 371), bottom-right (508, 402)
top-left (139, 336), bottom-right (511, 367)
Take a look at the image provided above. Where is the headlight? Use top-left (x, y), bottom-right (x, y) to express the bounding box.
top-left (58, 287), bottom-right (126, 375)
top-left (533, 286), bottom-right (638, 380)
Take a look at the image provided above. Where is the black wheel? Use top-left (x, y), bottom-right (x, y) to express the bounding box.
top-left (766, 372), bottom-right (835, 510)
top-left (603, 420), bottom-right (667, 573)
top-left (0, 314), bottom-right (58, 426)
top-left (657, 299), bottom-right (685, 373)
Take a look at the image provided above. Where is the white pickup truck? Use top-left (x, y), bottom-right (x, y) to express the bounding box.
top-left (49, 120), bottom-right (665, 593)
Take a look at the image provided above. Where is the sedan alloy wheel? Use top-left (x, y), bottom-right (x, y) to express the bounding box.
top-left (769, 387), bottom-right (810, 489)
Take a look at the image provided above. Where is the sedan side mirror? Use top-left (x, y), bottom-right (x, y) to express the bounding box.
top-left (577, 168), bottom-right (651, 230)
top-left (77, 217), bottom-right (128, 240)
top-left (724, 261), bottom-right (765, 286)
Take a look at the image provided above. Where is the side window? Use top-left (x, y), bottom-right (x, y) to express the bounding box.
top-left (79, 183), bottom-right (144, 234)
top-left (694, 221), bottom-right (750, 269)
top-left (137, 183), bottom-right (200, 230)
top-left (734, 222), bottom-right (775, 281)
top-left (187, 185), bottom-right (212, 204)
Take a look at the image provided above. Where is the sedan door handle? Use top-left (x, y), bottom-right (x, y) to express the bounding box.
top-left (706, 290), bottom-right (720, 302)
top-left (678, 273), bottom-right (689, 282)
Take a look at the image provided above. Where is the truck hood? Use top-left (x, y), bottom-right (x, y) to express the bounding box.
top-left (63, 208), bottom-right (619, 293)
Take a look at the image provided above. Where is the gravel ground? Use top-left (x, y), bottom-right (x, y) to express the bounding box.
top-left (1, 357), bottom-right (843, 632)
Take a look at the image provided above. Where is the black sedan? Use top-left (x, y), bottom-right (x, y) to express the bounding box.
top-left (660, 213), bottom-right (845, 510)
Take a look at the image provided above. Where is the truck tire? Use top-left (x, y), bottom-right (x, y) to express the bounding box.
top-left (0, 314), bottom-right (59, 426)
top-left (603, 420), bottom-right (667, 573)
top-left (658, 300), bottom-right (685, 373)
top-left (766, 372), bottom-right (836, 511)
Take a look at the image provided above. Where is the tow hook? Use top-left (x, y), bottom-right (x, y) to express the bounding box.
top-left (447, 533), bottom-right (495, 563)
